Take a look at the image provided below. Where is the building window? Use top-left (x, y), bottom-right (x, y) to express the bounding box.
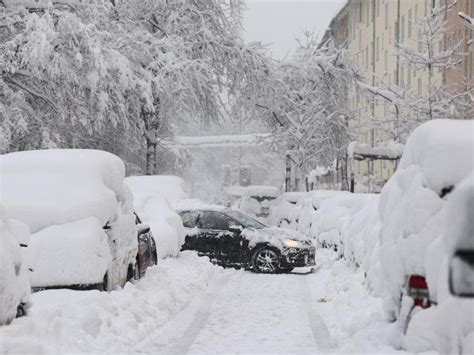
top-left (360, 2), bottom-right (363, 22)
top-left (385, 3), bottom-right (389, 30)
top-left (417, 78), bottom-right (422, 96)
top-left (384, 49), bottom-right (388, 71)
top-left (408, 9), bottom-right (412, 38)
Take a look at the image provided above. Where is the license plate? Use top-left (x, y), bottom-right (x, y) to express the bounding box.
top-left (304, 254), bottom-right (308, 264)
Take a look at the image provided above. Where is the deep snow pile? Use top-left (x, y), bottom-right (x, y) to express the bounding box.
top-left (270, 190), bottom-right (374, 256)
top-left (0, 207), bottom-right (30, 326)
top-left (403, 174), bottom-right (474, 354)
top-left (372, 120), bottom-right (474, 314)
top-left (0, 252), bottom-right (223, 353)
top-left (0, 149), bottom-right (136, 288)
top-left (309, 248), bottom-right (405, 353)
top-left (125, 176), bottom-right (187, 258)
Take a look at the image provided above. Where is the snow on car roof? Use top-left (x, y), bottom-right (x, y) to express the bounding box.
top-left (0, 149), bottom-right (128, 233)
top-left (399, 119), bottom-right (474, 194)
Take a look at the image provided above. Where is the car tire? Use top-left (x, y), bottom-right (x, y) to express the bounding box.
top-left (127, 263), bottom-right (135, 281)
top-left (250, 246), bottom-right (281, 274)
top-left (16, 303), bottom-right (26, 318)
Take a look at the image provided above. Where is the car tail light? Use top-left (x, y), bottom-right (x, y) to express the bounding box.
top-left (407, 275), bottom-right (431, 308)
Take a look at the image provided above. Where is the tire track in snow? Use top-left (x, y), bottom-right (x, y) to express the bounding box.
top-left (299, 273), bottom-right (334, 351)
top-left (161, 272), bottom-right (236, 354)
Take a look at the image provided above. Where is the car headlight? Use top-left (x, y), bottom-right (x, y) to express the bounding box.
top-left (283, 239), bottom-right (302, 248)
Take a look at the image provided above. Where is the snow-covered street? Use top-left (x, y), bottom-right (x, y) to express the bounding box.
top-left (0, 250), bottom-right (406, 354)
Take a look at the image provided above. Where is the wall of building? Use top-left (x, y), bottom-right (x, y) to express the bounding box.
top-left (325, 0), bottom-right (472, 191)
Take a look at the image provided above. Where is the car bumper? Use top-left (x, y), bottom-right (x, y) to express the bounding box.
top-left (281, 247), bottom-right (316, 267)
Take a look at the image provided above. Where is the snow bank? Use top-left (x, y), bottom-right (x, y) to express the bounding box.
top-left (0, 206), bottom-right (30, 326)
top-left (404, 174), bottom-right (474, 354)
top-left (125, 175), bottom-right (188, 206)
top-left (0, 149), bottom-right (137, 289)
top-left (0, 252), bottom-right (225, 353)
top-left (374, 120), bottom-right (474, 313)
top-left (125, 176), bottom-right (186, 258)
top-left (309, 248), bottom-right (404, 353)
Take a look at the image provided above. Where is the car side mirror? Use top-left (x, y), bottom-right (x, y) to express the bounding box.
top-left (137, 223), bottom-right (151, 235)
top-left (449, 250), bottom-right (474, 298)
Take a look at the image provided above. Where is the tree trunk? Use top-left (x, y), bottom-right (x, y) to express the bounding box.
top-left (146, 138), bottom-right (156, 175)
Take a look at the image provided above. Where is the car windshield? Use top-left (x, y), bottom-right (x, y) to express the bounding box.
top-left (225, 211), bottom-right (266, 229)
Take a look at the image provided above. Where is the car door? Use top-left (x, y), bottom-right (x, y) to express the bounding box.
top-left (179, 211), bottom-right (202, 253)
top-left (198, 211), bottom-right (247, 266)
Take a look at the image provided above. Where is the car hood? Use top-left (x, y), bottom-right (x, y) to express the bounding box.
top-left (241, 226), bottom-right (312, 248)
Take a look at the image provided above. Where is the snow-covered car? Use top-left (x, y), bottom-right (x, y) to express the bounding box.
top-left (134, 213), bottom-right (158, 279)
top-left (223, 185), bottom-right (280, 219)
top-left (0, 208), bottom-right (30, 325)
top-left (370, 120), bottom-right (474, 353)
top-left (125, 176), bottom-right (187, 259)
top-left (178, 208), bottom-right (315, 273)
top-left (0, 149), bottom-right (137, 291)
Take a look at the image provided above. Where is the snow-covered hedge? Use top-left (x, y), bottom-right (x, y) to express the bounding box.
top-left (0, 149), bottom-right (137, 289)
top-left (0, 206), bottom-right (30, 325)
top-left (125, 176), bottom-right (187, 258)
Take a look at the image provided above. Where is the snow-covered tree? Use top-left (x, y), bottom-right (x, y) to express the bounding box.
top-left (396, 5), bottom-right (471, 120)
top-left (256, 33), bottom-right (358, 191)
top-left (0, 4), bottom-right (150, 154)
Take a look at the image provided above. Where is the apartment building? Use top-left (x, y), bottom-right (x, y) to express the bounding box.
top-left (321, 0), bottom-right (473, 190)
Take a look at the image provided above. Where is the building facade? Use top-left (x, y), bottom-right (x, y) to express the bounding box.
top-left (322, 0), bottom-right (473, 191)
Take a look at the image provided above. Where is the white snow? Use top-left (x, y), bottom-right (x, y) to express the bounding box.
top-left (0, 207), bottom-right (30, 326)
top-left (0, 252), bottom-right (223, 353)
top-left (125, 176), bottom-right (187, 258)
top-left (125, 175), bottom-right (188, 206)
top-left (0, 149), bottom-right (137, 289)
top-left (348, 140), bottom-right (404, 160)
top-left (25, 218), bottom-right (112, 288)
top-left (0, 149), bottom-right (130, 233)
top-left (0, 248), bottom-right (408, 354)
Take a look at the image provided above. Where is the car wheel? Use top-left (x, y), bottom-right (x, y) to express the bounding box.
top-left (251, 246), bottom-right (280, 274)
top-left (16, 303), bottom-right (26, 318)
top-left (127, 263), bottom-right (135, 281)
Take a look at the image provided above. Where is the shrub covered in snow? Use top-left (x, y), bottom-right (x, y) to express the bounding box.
top-left (125, 176), bottom-right (187, 258)
top-left (0, 206), bottom-right (30, 325)
top-left (0, 149), bottom-right (137, 290)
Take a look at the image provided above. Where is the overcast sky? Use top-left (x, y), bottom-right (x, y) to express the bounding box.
top-left (243, 0), bottom-right (345, 60)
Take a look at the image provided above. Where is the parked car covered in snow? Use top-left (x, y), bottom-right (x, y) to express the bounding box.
top-left (223, 185), bottom-right (280, 219)
top-left (368, 120), bottom-right (474, 353)
top-left (0, 149), bottom-right (138, 291)
top-left (126, 176), bottom-right (187, 259)
top-left (0, 207), bottom-right (30, 325)
top-left (178, 208), bottom-right (315, 273)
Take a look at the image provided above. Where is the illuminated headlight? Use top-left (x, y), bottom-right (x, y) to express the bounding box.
top-left (283, 239), bottom-right (302, 248)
